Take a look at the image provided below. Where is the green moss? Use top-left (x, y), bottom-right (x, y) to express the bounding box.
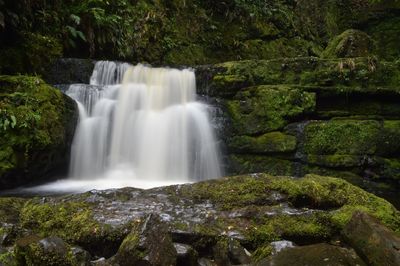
top-left (117, 224), bottom-right (146, 262)
top-left (252, 245), bottom-right (273, 262)
top-left (226, 85), bottom-right (315, 135)
top-left (378, 121), bottom-right (400, 156)
top-left (177, 175), bottom-right (270, 210)
top-left (250, 214), bottom-right (332, 246)
top-left (0, 197), bottom-right (27, 224)
top-left (230, 155), bottom-right (294, 176)
top-left (19, 201), bottom-right (100, 244)
top-left (0, 75), bottom-right (77, 187)
top-left (0, 251), bottom-right (17, 266)
top-left (229, 132), bottom-right (297, 154)
top-left (16, 242), bottom-right (74, 266)
top-left (380, 158), bottom-right (400, 180)
top-left (307, 155), bottom-right (362, 168)
top-left (270, 174), bottom-right (400, 232)
top-left (322, 29), bottom-right (376, 58)
top-left (304, 120), bottom-right (381, 155)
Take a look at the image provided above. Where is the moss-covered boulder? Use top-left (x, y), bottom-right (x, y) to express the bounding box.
top-left (322, 29), bottom-right (376, 58)
top-left (15, 236), bottom-right (77, 266)
top-left (226, 85), bottom-right (315, 135)
top-left (0, 75), bottom-right (78, 189)
top-left (342, 211), bottom-right (400, 266)
top-left (258, 243), bottom-right (366, 266)
top-left (112, 215), bottom-right (177, 266)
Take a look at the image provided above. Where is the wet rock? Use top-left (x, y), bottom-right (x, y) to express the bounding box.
top-left (270, 240), bottom-right (295, 254)
top-left (257, 243), bottom-right (366, 266)
top-left (342, 211), bottom-right (400, 266)
top-left (174, 243), bottom-right (198, 266)
top-left (71, 246), bottom-right (92, 266)
top-left (45, 58), bottom-right (95, 85)
top-left (197, 257), bottom-right (218, 266)
top-left (113, 214), bottom-right (177, 266)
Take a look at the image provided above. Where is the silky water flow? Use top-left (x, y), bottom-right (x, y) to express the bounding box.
top-left (24, 61), bottom-right (222, 193)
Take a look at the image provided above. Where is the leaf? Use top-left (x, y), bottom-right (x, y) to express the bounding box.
top-left (0, 11), bottom-right (4, 28)
top-left (70, 14), bottom-right (81, 25)
top-left (10, 115), bottom-right (16, 128)
top-left (66, 25), bottom-right (77, 38)
top-left (3, 119), bottom-right (9, 130)
top-left (76, 31), bottom-right (86, 42)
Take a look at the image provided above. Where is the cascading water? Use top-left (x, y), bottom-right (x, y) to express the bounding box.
top-left (38, 61), bottom-right (221, 192)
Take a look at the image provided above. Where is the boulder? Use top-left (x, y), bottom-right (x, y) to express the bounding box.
top-left (342, 211), bottom-right (400, 266)
top-left (113, 215), bottom-right (177, 266)
top-left (15, 236), bottom-right (74, 266)
top-left (257, 243), bottom-right (366, 266)
top-left (322, 30), bottom-right (376, 58)
top-left (0, 75), bottom-right (78, 189)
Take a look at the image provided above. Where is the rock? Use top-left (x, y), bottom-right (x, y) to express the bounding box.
top-left (174, 243), bottom-right (198, 266)
top-left (15, 236), bottom-right (75, 266)
top-left (113, 214), bottom-right (177, 266)
top-left (257, 243), bottom-right (366, 266)
top-left (228, 132), bottom-right (297, 154)
top-left (229, 155), bottom-right (295, 176)
top-left (226, 85), bottom-right (315, 135)
top-left (197, 258), bottom-right (218, 266)
top-left (0, 75), bottom-right (78, 189)
top-left (1, 174), bottom-right (399, 265)
top-left (270, 240), bottom-right (295, 254)
top-left (71, 246), bottom-right (92, 266)
top-left (44, 58), bottom-right (95, 85)
top-left (342, 211), bottom-right (400, 266)
top-left (304, 120), bottom-right (381, 156)
top-left (322, 29), bottom-right (376, 58)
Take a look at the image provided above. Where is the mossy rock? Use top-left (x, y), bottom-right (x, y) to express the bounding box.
top-left (304, 120), bottom-right (381, 155)
top-left (0, 75), bottom-right (78, 189)
top-left (229, 155), bottom-right (295, 177)
top-left (15, 236), bottom-right (77, 266)
top-left (18, 199), bottom-right (126, 257)
top-left (322, 29), bottom-right (376, 58)
top-left (203, 58), bottom-right (400, 98)
top-left (226, 85), bottom-right (315, 135)
top-left (228, 132), bottom-right (297, 154)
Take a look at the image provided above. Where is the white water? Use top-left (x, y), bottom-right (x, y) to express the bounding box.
top-left (26, 61), bottom-right (221, 193)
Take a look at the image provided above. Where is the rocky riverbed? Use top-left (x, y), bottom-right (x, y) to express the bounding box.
top-left (0, 174), bottom-right (399, 265)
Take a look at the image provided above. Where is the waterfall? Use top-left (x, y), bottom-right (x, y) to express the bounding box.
top-left (64, 61), bottom-right (222, 188)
